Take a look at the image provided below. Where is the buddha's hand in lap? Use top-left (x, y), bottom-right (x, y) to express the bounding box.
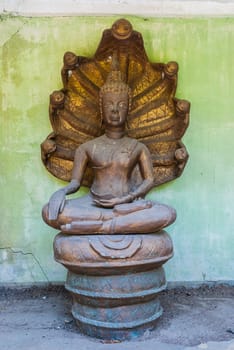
top-left (93, 194), bottom-right (133, 208)
top-left (48, 189), bottom-right (66, 220)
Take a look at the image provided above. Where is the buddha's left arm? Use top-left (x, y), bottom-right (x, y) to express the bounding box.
top-left (129, 144), bottom-right (154, 200)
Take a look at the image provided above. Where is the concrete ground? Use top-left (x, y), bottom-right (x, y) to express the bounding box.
top-left (0, 285), bottom-right (234, 350)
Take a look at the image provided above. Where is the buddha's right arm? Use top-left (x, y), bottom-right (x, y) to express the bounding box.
top-left (47, 145), bottom-right (88, 220)
top-left (47, 179), bottom-right (80, 220)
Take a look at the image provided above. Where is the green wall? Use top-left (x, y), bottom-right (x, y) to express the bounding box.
top-left (0, 16), bottom-right (233, 284)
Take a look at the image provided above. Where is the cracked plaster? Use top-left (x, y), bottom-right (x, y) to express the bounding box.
top-left (0, 247), bottom-right (49, 283)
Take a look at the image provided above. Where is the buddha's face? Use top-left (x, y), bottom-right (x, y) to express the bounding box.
top-left (102, 91), bottom-right (128, 128)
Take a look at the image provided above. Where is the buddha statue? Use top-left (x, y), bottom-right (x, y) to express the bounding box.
top-left (41, 19), bottom-right (190, 340)
top-left (42, 64), bottom-right (176, 235)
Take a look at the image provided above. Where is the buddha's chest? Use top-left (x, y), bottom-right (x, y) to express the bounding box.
top-left (88, 139), bottom-right (138, 170)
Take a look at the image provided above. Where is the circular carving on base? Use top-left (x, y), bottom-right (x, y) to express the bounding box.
top-left (89, 235), bottom-right (142, 259)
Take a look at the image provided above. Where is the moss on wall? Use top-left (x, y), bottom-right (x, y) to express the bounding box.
top-left (0, 16), bottom-right (234, 283)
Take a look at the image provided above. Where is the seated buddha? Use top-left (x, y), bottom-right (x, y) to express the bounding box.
top-left (42, 66), bottom-right (176, 234)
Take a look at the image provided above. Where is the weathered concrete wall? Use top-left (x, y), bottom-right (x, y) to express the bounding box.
top-left (0, 16), bottom-right (234, 284)
top-left (1, 0), bottom-right (234, 16)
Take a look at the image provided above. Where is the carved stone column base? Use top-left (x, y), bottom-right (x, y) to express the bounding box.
top-left (66, 267), bottom-right (165, 340)
top-left (54, 231), bottom-right (173, 340)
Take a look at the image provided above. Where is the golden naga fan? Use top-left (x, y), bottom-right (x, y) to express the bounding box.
top-left (41, 19), bottom-right (190, 187)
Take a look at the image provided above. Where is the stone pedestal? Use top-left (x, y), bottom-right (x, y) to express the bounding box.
top-left (54, 231), bottom-right (173, 340)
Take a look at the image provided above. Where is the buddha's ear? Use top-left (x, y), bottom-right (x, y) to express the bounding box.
top-left (100, 116), bottom-right (104, 130)
top-left (128, 93), bottom-right (132, 113)
top-left (99, 95), bottom-right (103, 128)
top-left (126, 93), bottom-right (132, 131)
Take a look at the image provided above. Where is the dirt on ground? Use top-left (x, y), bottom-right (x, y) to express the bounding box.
top-left (0, 284), bottom-right (234, 348)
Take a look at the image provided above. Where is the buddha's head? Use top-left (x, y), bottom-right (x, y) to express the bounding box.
top-left (99, 57), bottom-right (132, 129)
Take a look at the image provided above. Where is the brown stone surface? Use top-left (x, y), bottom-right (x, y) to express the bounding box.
top-left (54, 231), bottom-right (173, 274)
